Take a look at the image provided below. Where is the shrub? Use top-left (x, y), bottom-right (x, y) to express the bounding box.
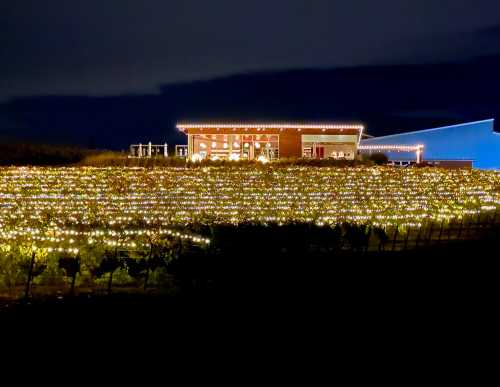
top-left (365, 152), bottom-right (389, 165)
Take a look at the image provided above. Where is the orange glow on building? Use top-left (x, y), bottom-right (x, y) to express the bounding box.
top-left (177, 122), bottom-right (364, 161)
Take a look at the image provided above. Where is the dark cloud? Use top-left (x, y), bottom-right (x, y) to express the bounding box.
top-left (2, 0), bottom-right (500, 100)
top-left (476, 24), bottom-right (500, 37)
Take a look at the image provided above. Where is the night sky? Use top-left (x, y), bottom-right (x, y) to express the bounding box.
top-left (2, 0), bottom-right (500, 148)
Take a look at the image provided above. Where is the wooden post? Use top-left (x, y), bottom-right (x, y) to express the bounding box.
top-left (415, 224), bottom-right (422, 249)
top-left (427, 221), bottom-right (434, 246)
top-left (24, 251), bottom-right (36, 299)
top-left (403, 227), bottom-right (410, 250)
top-left (474, 212), bottom-right (481, 238)
top-left (365, 226), bottom-right (371, 254)
top-left (391, 225), bottom-right (399, 251)
top-left (457, 216), bottom-right (464, 239)
top-left (438, 219), bottom-right (444, 243)
top-left (491, 209), bottom-right (497, 225)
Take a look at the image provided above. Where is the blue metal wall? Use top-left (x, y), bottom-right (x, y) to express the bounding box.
top-left (361, 119), bottom-right (500, 169)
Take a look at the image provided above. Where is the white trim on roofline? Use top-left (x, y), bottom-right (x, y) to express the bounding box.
top-left (363, 119), bottom-right (495, 141)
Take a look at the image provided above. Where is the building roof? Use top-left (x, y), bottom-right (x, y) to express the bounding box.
top-left (362, 119), bottom-right (496, 141)
top-left (360, 119), bottom-right (500, 169)
top-left (176, 122), bottom-right (364, 131)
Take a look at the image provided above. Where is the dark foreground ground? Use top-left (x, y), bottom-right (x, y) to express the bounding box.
top-left (2, 238), bottom-right (496, 335)
top-left (0, 244), bottom-right (493, 382)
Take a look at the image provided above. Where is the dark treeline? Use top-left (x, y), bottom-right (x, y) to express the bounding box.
top-left (0, 143), bottom-right (389, 167)
top-left (0, 142), bottom-right (96, 166)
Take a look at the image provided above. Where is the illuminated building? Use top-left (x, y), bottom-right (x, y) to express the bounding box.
top-left (361, 119), bottom-right (500, 169)
top-left (176, 122), bottom-right (365, 161)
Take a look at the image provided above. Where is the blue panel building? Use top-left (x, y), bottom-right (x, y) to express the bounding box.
top-left (360, 119), bottom-right (500, 170)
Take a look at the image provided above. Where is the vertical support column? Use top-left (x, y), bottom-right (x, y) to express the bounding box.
top-left (416, 146), bottom-right (423, 164)
top-left (138, 143), bottom-right (142, 158)
top-left (188, 134), bottom-right (193, 158)
top-left (277, 133), bottom-right (280, 159)
top-left (164, 143), bottom-right (168, 157)
top-left (148, 142), bottom-right (152, 157)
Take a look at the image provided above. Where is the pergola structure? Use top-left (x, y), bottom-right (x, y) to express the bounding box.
top-left (129, 142), bottom-right (168, 158)
top-left (176, 122), bottom-right (365, 162)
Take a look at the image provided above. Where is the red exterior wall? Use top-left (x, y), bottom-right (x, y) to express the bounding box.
top-left (279, 131), bottom-right (302, 157)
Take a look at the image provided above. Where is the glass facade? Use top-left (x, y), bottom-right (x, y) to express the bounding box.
top-left (191, 133), bottom-right (279, 161)
top-left (301, 134), bottom-right (357, 160)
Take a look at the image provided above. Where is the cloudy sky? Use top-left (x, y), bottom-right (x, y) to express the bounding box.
top-left (2, 0), bottom-right (500, 100)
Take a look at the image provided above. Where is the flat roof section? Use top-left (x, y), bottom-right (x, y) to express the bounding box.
top-left (177, 122), bottom-right (364, 131)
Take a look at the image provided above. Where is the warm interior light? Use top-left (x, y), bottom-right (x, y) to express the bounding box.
top-left (212, 142), bottom-right (217, 148)
top-left (233, 142), bottom-right (240, 148)
top-left (257, 155), bottom-right (269, 163)
top-left (255, 142), bottom-right (261, 149)
top-left (191, 153), bottom-right (202, 162)
top-left (199, 142), bottom-right (207, 149)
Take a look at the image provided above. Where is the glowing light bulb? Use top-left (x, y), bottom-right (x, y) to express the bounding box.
top-left (257, 155), bottom-right (269, 163)
top-left (191, 153), bottom-right (202, 162)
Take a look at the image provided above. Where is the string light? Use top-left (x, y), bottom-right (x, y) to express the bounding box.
top-left (177, 123), bottom-right (365, 131)
top-left (358, 144), bottom-right (424, 152)
top-left (0, 166), bottom-right (497, 257)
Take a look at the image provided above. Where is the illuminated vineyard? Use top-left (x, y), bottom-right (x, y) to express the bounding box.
top-left (0, 166), bottom-right (499, 254)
